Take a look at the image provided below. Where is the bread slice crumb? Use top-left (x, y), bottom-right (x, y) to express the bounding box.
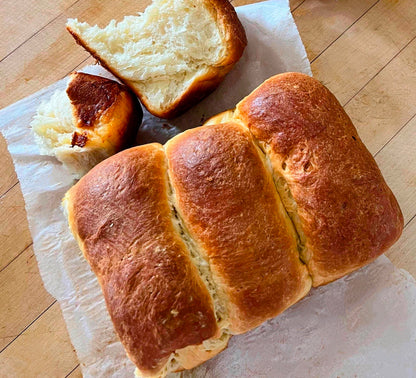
top-left (67, 0), bottom-right (247, 119)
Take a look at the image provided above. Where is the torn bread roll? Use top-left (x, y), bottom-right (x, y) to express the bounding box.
top-left (31, 72), bottom-right (142, 179)
top-left (66, 0), bottom-right (247, 119)
top-left (64, 72), bottom-right (403, 376)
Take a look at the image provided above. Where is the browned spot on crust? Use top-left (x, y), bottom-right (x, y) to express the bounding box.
top-left (67, 72), bottom-right (121, 127)
top-left (71, 131), bottom-right (88, 147)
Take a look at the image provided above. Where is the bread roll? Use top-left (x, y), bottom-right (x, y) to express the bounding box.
top-left (66, 0), bottom-right (247, 119)
top-left (31, 72), bottom-right (141, 178)
top-left (64, 72), bottom-right (403, 376)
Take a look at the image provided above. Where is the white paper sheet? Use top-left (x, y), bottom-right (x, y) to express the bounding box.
top-left (1, 0), bottom-right (415, 377)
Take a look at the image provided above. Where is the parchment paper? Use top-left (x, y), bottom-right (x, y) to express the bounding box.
top-left (1, 0), bottom-right (416, 377)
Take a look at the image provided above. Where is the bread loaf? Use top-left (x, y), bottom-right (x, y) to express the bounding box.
top-left (31, 72), bottom-right (141, 178)
top-left (66, 0), bottom-right (247, 119)
top-left (64, 73), bottom-right (403, 376)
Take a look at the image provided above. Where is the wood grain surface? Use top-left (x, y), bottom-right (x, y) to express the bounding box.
top-left (0, 0), bottom-right (415, 375)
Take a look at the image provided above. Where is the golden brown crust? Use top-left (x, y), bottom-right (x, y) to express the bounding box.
top-left (64, 144), bottom-right (218, 375)
top-left (165, 123), bottom-right (311, 334)
top-left (66, 0), bottom-right (246, 119)
top-left (235, 72), bottom-right (404, 286)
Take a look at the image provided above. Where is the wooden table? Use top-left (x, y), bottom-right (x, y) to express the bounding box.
top-left (1, 0), bottom-right (415, 375)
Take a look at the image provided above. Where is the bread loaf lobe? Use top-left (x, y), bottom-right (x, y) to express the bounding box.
top-left (235, 72), bottom-right (404, 286)
top-left (64, 144), bottom-right (223, 377)
top-left (165, 122), bottom-right (311, 334)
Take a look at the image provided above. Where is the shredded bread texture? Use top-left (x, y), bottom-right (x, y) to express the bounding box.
top-left (31, 89), bottom-right (112, 179)
top-left (67, 0), bottom-right (227, 113)
top-left (31, 89), bottom-right (75, 153)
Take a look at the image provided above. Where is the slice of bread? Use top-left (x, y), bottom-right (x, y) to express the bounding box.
top-left (66, 0), bottom-right (247, 119)
top-left (31, 72), bottom-right (141, 179)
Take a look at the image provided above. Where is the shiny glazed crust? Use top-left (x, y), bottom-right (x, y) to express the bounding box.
top-left (63, 144), bottom-right (218, 376)
top-left (235, 72), bottom-right (404, 286)
top-left (66, 0), bottom-right (247, 119)
top-left (165, 123), bottom-right (311, 334)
